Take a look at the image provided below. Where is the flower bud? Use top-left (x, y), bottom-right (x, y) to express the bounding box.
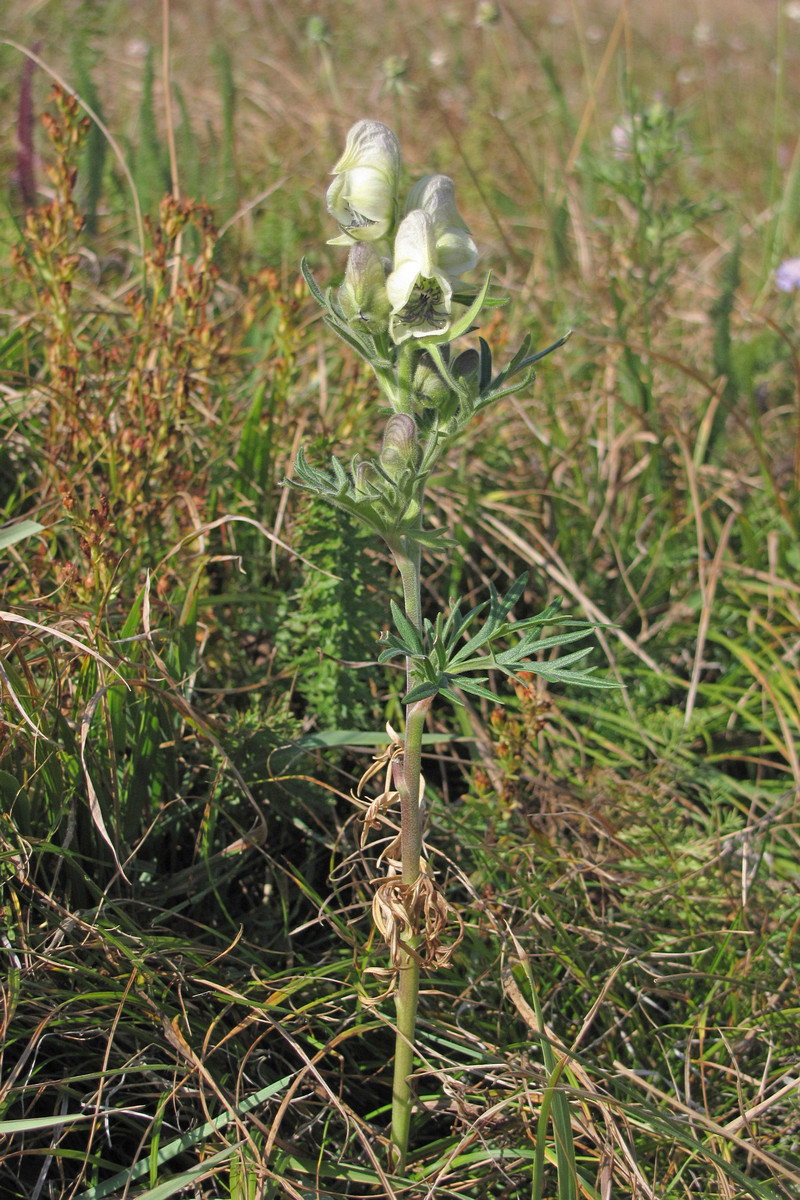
top-left (326, 120), bottom-right (402, 246)
top-left (451, 348), bottom-right (480, 388)
top-left (337, 242), bottom-right (391, 331)
top-left (379, 413), bottom-right (418, 479)
top-left (306, 15), bottom-right (330, 44)
top-left (475, 0), bottom-right (501, 27)
top-left (413, 353), bottom-right (452, 408)
top-left (353, 458), bottom-right (373, 497)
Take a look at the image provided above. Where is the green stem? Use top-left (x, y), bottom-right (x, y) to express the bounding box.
top-left (388, 539), bottom-right (429, 1173)
top-left (397, 699), bottom-right (427, 886)
top-left (390, 948), bottom-right (419, 1174)
top-left (396, 540), bottom-right (422, 694)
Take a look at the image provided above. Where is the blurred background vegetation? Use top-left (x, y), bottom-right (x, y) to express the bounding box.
top-left (0, 1), bottom-right (798, 1197)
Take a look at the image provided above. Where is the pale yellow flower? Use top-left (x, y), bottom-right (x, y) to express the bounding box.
top-left (326, 120), bottom-right (401, 246)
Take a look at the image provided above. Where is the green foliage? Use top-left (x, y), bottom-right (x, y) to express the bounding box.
top-left (70, 35), bottom-right (106, 233)
top-left (379, 574), bottom-right (617, 705)
top-left (212, 42), bottom-right (238, 212)
top-left (711, 237), bottom-right (741, 401)
top-left (273, 497), bottom-right (386, 732)
top-left (134, 46), bottom-right (171, 214)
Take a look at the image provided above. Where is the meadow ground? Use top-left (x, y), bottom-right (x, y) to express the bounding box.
top-left (0, 1), bottom-right (799, 1197)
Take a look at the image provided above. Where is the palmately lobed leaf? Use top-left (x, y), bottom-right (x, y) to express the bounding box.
top-left (388, 575), bottom-right (617, 708)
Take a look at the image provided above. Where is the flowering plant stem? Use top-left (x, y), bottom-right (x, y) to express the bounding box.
top-left (389, 539), bottom-right (427, 1172)
top-left (391, 948), bottom-right (420, 1175)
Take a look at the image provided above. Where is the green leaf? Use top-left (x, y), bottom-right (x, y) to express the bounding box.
top-left (454, 676), bottom-right (500, 702)
top-left (494, 331), bottom-right (569, 388)
top-left (322, 313), bottom-right (376, 363)
top-left (392, 581), bottom-right (617, 709)
top-left (473, 331), bottom-right (571, 413)
top-left (527, 661), bottom-right (619, 687)
top-left (0, 326), bottom-right (27, 366)
top-left (450, 574), bottom-right (528, 663)
top-left (329, 454), bottom-right (349, 493)
top-left (300, 256), bottom-right (326, 306)
top-left (478, 336), bottom-right (493, 390)
top-left (494, 625), bottom-right (596, 666)
top-left (474, 368), bottom-right (533, 408)
top-left (0, 1113), bottom-right (94, 1134)
top-left (503, 332), bottom-right (532, 377)
top-left (0, 519), bottom-right (45, 552)
top-left (75, 1076), bottom-right (292, 1200)
top-left (110, 1143), bottom-right (239, 1200)
top-left (404, 680), bottom-right (444, 703)
top-left (390, 598), bottom-right (424, 656)
top-left (394, 522), bottom-right (454, 551)
top-left (440, 599), bottom-right (477, 651)
top-left (378, 631), bottom-right (422, 663)
top-left (515, 329), bottom-right (572, 372)
top-left (445, 272), bottom-right (494, 341)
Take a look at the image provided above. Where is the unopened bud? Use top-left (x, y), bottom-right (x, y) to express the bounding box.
top-left (338, 242), bottom-right (390, 331)
top-left (353, 458), bottom-right (374, 497)
top-left (475, 0), bottom-right (501, 28)
top-left (380, 413), bottom-right (418, 478)
top-left (451, 348), bottom-right (480, 389)
top-left (306, 15), bottom-right (330, 44)
top-left (412, 353), bottom-right (451, 408)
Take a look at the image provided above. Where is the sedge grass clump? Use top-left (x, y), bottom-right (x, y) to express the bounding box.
top-left (293, 117), bottom-right (617, 1175)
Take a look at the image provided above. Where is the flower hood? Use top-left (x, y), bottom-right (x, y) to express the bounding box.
top-left (386, 209), bottom-right (455, 342)
top-left (404, 174), bottom-right (478, 278)
top-left (326, 120), bottom-right (402, 246)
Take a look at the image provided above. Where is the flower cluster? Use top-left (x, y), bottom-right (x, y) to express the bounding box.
top-left (327, 119), bottom-right (478, 344)
top-left (294, 118), bottom-right (557, 548)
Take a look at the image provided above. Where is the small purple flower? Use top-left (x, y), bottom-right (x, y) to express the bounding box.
top-left (610, 118), bottom-right (633, 158)
top-left (775, 257), bottom-right (800, 292)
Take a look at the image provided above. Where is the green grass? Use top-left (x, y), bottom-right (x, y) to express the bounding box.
top-left (0, 1), bottom-right (799, 1196)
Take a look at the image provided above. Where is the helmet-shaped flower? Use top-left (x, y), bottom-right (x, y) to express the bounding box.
top-left (326, 120), bottom-right (402, 246)
top-left (386, 210), bottom-right (455, 343)
top-left (386, 175), bottom-right (478, 344)
top-left (404, 174), bottom-right (478, 280)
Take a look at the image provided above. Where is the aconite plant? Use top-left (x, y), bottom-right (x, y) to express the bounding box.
top-left (292, 119), bottom-right (615, 1174)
